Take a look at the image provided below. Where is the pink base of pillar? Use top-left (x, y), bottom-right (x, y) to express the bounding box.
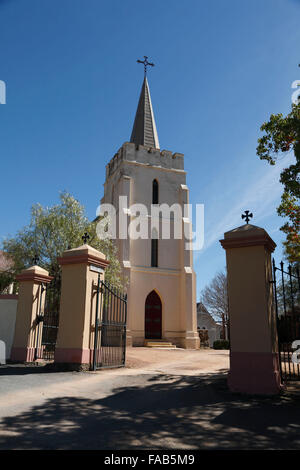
top-left (54, 347), bottom-right (92, 365)
top-left (10, 347), bottom-right (36, 362)
top-left (228, 351), bottom-right (283, 395)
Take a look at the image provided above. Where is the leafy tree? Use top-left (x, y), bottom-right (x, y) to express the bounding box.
top-left (0, 270), bottom-right (15, 294)
top-left (200, 270), bottom-right (229, 339)
top-left (0, 192), bottom-right (123, 289)
top-left (257, 103), bottom-right (300, 262)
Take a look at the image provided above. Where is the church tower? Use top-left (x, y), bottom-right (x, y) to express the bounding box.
top-left (101, 66), bottom-right (199, 349)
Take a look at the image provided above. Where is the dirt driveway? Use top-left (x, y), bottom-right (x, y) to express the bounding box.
top-left (0, 348), bottom-right (300, 450)
top-left (126, 347), bottom-right (229, 374)
top-left (0, 348), bottom-right (229, 410)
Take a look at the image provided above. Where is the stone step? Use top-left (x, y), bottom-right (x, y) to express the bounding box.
top-left (144, 340), bottom-right (176, 349)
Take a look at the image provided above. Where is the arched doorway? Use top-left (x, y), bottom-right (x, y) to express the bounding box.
top-left (145, 290), bottom-right (162, 339)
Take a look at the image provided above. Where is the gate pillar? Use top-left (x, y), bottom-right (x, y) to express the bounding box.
top-left (11, 266), bottom-right (53, 362)
top-left (54, 244), bottom-right (109, 370)
top-left (220, 224), bottom-right (282, 395)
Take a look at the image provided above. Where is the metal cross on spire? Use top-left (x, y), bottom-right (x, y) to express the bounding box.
top-left (241, 210), bottom-right (253, 224)
top-left (137, 56), bottom-right (155, 77)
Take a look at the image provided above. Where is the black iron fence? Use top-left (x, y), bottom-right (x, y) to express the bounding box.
top-left (91, 277), bottom-right (127, 370)
top-left (34, 277), bottom-right (60, 361)
top-left (272, 260), bottom-right (300, 382)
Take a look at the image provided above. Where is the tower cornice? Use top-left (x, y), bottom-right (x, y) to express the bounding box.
top-left (105, 142), bottom-right (185, 181)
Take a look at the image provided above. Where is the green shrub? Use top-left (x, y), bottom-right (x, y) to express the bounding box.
top-left (213, 339), bottom-right (230, 350)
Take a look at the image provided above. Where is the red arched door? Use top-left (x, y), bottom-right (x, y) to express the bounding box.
top-left (145, 290), bottom-right (162, 339)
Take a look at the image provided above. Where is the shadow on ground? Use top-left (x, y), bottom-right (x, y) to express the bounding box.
top-left (0, 370), bottom-right (300, 450)
top-left (0, 364), bottom-right (51, 376)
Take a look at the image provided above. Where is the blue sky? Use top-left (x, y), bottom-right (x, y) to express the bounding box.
top-left (0, 0), bottom-right (299, 296)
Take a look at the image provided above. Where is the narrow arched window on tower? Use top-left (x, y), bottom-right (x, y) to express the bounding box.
top-left (111, 185), bottom-right (115, 206)
top-left (151, 228), bottom-right (158, 267)
top-left (152, 179), bottom-right (159, 204)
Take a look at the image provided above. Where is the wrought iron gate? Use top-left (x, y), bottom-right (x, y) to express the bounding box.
top-left (34, 278), bottom-right (60, 361)
top-left (272, 259), bottom-right (300, 382)
top-left (92, 276), bottom-right (127, 370)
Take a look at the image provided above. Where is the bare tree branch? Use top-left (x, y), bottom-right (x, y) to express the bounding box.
top-left (200, 270), bottom-right (228, 338)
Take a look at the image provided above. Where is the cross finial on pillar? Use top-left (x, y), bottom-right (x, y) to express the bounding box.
top-left (137, 56), bottom-right (155, 77)
top-left (241, 210), bottom-right (253, 224)
top-left (82, 232), bottom-right (90, 244)
top-left (32, 254), bottom-right (39, 265)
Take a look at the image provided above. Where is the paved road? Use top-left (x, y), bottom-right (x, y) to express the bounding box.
top-left (0, 349), bottom-right (299, 450)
